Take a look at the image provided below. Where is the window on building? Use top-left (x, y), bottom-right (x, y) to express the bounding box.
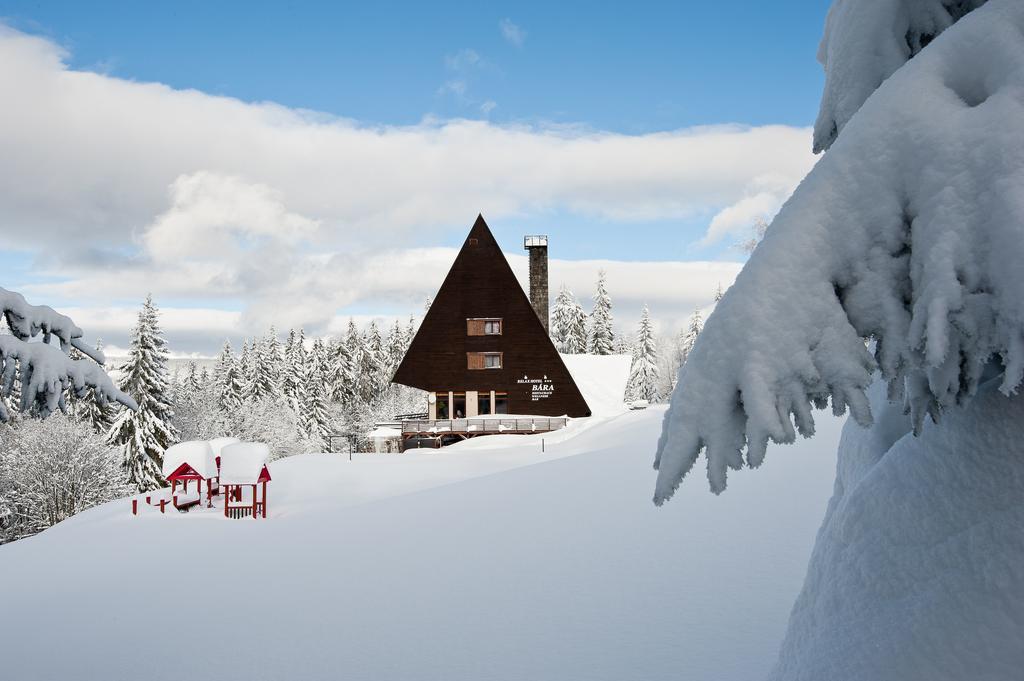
top-left (436, 393), bottom-right (449, 419)
top-left (478, 393), bottom-right (492, 415)
top-left (467, 352), bottom-right (503, 370)
top-left (494, 392), bottom-right (509, 414)
top-left (467, 318), bottom-right (502, 336)
top-left (453, 393), bottom-right (466, 419)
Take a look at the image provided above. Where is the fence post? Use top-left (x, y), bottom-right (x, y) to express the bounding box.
top-left (132, 499), bottom-right (138, 515)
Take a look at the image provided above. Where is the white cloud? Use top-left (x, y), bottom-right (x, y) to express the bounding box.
top-left (445, 48), bottom-right (482, 71)
top-left (142, 171), bottom-right (319, 261)
top-left (499, 19), bottom-right (526, 47)
top-left (701, 191), bottom-right (780, 246)
top-left (0, 24), bottom-right (813, 353)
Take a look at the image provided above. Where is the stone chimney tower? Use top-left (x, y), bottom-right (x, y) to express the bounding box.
top-left (524, 235), bottom-right (549, 334)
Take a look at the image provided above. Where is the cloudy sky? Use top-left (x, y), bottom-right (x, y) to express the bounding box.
top-left (0, 1), bottom-right (829, 356)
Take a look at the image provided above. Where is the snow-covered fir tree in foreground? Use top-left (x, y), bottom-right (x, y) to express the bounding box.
top-left (655, 2), bottom-right (1024, 679)
top-left (588, 270), bottom-right (615, 355)
top-left (625, 305), bottom-right (659, 403)
top-left (109, 296), bottom-right (177, 492)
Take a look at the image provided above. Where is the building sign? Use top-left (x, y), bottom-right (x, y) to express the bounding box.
top-left (517, 374), bottom-right (555, 401)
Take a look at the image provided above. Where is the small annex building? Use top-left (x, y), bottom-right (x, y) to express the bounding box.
top-left (393, 215), bottom-right (591, 423)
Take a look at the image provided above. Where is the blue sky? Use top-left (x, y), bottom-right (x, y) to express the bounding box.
top-left (0, 1), bottom-right (830, 352)
top-left (3, 1), bottom-right (829, 132)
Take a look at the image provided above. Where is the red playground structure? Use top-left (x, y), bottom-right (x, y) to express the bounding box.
top-left (219, 442), bottom-right (272, 520)
top-left (162, 441), bottom-right (220, 510)
top-left (131, 438), bottom-right (272, 519)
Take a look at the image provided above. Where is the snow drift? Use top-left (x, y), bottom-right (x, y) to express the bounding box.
top-left (0, 408), bottom-right (844, 681)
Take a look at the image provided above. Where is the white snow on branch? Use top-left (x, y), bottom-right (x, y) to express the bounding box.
top-left (0, 287), bottom-right (136, 420)
top-left (656, 0), bottom-right (1024, 499)
top-left (813, 0), bottom-right (987, 152)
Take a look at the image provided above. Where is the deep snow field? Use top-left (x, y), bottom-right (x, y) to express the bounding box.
top-left (0, 402), bottom-right (844, 681)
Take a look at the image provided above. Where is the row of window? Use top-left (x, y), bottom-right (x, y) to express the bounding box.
top-left (436, 392), bottom-right (509, 418)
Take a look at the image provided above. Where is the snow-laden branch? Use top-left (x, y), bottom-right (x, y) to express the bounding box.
top-left (0, 287), bottom-right (136, 420)
top-left (0, 337), bottom-right (137, 420)
top-left (813, 0), bottom-right (987, 152)
top-left (655, 0), bottom-right (1024, 500)
top-left (0, 287), bottom-right (106, 362)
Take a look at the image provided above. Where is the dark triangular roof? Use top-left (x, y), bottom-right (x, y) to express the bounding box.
top-left (393, 215), bottom-right (590, 417)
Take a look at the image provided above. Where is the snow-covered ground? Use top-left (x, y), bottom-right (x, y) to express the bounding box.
top-left (0, 405), bottom-right (844, 681)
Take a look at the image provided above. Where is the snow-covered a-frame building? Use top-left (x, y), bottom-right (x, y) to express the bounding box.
top-left (392, 215), bottom-right (590, 447)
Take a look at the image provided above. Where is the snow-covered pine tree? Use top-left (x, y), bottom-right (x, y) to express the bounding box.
top-left (551, 285), bottom-right (588, 354)
top-left (713, 282), bottom-right (724, 302)
top-left (655, 3), bottom-right (1024, 677)
top-left (263, 326), bottom-right (283, 390)
top-left (588, 270), bottom-right (615, 355)
top-left (213, 340), bottom-right (243, 412)
top-left (108, 295), bottom-right (176, 491)
top-left (184, 360), bottom-right (201, 396)
top-left (357, 321), bottom-right (385, 404)
top-left (404, 314), bottom-right (417, 349)
top-left (247, 336), bottom-right (278, 400)
top-left (626, 305), bottom-right (660, 403)
top-left (676, 308), bottom-right (703, 369)
top-left (325, 336), bottom-right (354, 404)
top-left (385, 319), bottom-right (405, 377)
top-left (283, 328), bottom-right (308, 412)
top-left (613, 332), bottom-right (633, 357)
top-left (80, 340), bottom-right (115, 435)
top-left (300, 339), bottom-right (331, 450)
top-left (237, 339), bottom-right (253, 392)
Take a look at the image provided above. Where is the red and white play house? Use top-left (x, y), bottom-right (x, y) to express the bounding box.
top-left (162, 441), bottom-right (221, 510)
top-left (133, 438), bottom-right (271, 519)
top-left (219, 442), bottom-right (272, 520)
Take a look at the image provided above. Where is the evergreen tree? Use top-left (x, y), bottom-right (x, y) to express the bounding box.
top-left (264, 326), bottom-right (283, 390)
top-left (588, 270), bottom-right (615, 355)
top-left (677, 308), bottom-right (703, 369)
top-left (283, 328), bottom-right (308, 411)
top-left (184, 360), bottom-right (202, 396)
top-left (326, 336), bottom-right (355, 404)
top-left (237, 340), bottom-right (253, 392)
top-left (213, 340), bottom-right (244, 411)
top-left (551, 285), bottom-right (588, 354)
top-left (300, 340), bottom-right (331, 449)
top-left (385, 319), bottom-right (405, 377)
top-left (81, 339), bottom-right (115, 434)
top-left (626, 305), bottom-right (660, 402)
top-left (357, 322), bottom-right (385, 403)
top-left (405, 314), bottom-right (417, 348)
top-left (108, 295), bottom-right (177, 492)
top-left (247, 336), bottom-right (278, 400)
top-left (713, 282), bottom-right (725, 302)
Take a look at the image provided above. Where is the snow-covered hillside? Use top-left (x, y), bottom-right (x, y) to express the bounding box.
top-left (0, 407), bottom-right (844, 681)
